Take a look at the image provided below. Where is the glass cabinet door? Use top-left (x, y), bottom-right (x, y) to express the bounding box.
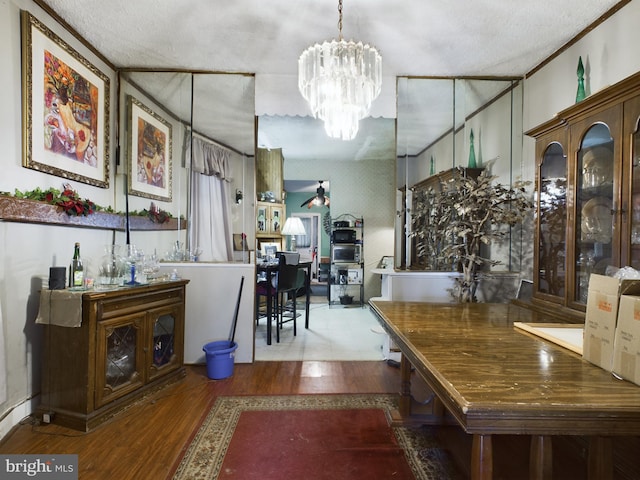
top-left (574, 123), bottom-right (614, 304)
top-left (629, 110), bottom-right (640, 268)
top-left (257, 204), bottom-right (268, 234)
top-left (270, 205), bottom-right (282, 235)
top-left (148, 305), bottom-right (183, 381)
top-left (96, 314), bottom-right (145, 408)
top-left (537, 142), bottom-right (567, 299)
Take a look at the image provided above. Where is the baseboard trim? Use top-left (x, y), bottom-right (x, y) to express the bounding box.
top-left (0, 394), bottom-right (39, 441)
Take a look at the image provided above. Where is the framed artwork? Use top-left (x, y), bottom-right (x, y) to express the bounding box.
top-left (256, 205), bottom-right (268, 234)
top-left (21, 10), bottom-right (110, 188)
top-left (233, 233), bottom-right (247, 251)
top-left (127, 95), bottom-right (172, 202)
top-left (260, 241), bottom-right (281, 258)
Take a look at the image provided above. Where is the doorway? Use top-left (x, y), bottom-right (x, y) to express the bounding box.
top-left (292, 212), bottom-right (321, 282)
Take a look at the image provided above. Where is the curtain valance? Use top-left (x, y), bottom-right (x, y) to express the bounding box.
top-left (188, 134), bottom-right (231, 180)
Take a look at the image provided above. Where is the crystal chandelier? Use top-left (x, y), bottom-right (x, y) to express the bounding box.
top-left (298, 0), bottom-right (382, 141)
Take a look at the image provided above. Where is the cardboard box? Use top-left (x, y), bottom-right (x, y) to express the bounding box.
top-left (613, 295), bottom-right (640, 386)
top-left (583, 274), bottom-right (640, 371)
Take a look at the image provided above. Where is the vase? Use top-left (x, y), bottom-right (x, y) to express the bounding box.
top-left (468, 129), bottom-right (477, 168)
top-left (97, 245), bottom-right (125, 289)
top-left (576, 56), bottom-right (586, 103)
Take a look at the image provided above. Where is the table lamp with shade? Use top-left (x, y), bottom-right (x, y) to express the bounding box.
top-left (281, 217), bottom-right (306, 251)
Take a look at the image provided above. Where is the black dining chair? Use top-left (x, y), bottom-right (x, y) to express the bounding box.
top-left (278, 264), bottom-right (307, 337)
top-left (256, 252), bottom-right (300, 342)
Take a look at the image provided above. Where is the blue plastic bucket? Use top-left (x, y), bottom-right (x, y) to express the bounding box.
top-left (203, 341), bottom-right (238, 380)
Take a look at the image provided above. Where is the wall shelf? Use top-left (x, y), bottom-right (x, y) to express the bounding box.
top-left (0, 196), bottom-right (186, 231)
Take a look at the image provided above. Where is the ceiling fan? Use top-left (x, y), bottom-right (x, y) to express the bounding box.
top-left (300, 181), bottom-right (330, 209)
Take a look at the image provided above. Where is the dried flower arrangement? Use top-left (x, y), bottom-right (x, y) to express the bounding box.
top-left (412, 168), bottom-right (533, 302)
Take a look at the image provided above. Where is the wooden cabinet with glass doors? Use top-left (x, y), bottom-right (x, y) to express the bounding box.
top-left (38, 281), bottom-right (188, 431)
top-left (526, 71), bottom-right (640, 314)
top-left (256, 201), bottom-right (285, 237)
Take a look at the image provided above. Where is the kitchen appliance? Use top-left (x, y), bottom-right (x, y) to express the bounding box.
top-left (332, 229), bottom-right (356, 243)
top-left (331, 244), bottom-right (361, 263)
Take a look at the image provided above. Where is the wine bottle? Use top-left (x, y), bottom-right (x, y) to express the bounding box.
top-left (70, 242), bottom-right (84, 288)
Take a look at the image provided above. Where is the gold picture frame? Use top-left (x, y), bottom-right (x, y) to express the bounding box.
top-left (21, 10), bottom-right (110, 188)
top-left (126, 95), bottom-right (172, 202)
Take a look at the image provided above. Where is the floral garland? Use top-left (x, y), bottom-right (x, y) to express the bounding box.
top-left (4, 186), bottom-right (176, 223)
top-left (12, 183), bottom-right (96, 216)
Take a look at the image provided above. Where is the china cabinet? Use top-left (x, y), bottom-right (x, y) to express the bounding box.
top-left (526, 71), bottom-right (640, 315)
top-left (256, 201), bottom-right (285, 238)
top-left (38, 280), bottom-right (188, 431)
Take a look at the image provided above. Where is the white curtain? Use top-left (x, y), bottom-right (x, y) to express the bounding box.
top-left (187, 135), bottom-right (233, 262)
top-left (0, 299), bottom-right (5, 404)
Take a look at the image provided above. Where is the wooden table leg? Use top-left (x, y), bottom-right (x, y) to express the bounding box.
top-left (266, 269), bottom-right (273, 345)
top-left (529, 435), bottom-right (552, 480)
top-left (304, 264), bottom-right (310, 329)
top-left (588, 436), bottom-right (612, 480)
top-left (399, 354), bottom-right (412, 418)
top-left (471, 434), bottom-right (493, 480)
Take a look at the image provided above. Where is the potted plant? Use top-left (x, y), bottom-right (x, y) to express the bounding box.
top-left (412, 168), bottom-right (533, 302)
top-left (338, 283), bottom-right (353, 305)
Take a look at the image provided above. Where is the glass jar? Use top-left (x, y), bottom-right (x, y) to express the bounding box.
top-left (97, 245), bottom-right (125, 289)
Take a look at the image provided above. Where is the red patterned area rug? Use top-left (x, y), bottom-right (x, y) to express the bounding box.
top-left (172, 394), bottom-right (462, 480)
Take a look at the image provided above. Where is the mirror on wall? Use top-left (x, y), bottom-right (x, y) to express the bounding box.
top-left (117, 71), bottom-right (255, 262)
top-left (396, 77), bottom-right (523, 270)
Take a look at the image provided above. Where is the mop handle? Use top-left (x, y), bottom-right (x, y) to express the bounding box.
top-left (228, 276), bottom-right (244, 347)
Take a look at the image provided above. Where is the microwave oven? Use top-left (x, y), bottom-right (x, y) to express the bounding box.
top-left (332, 244), bottom-right (361, 263)
top-left (332, 229), bottom-right (356, 243)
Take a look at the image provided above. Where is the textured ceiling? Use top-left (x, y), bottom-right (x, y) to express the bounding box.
top-left (41, 0), bottom-right (620, 76)
top-left (40, 0), bottom-right (623, 167)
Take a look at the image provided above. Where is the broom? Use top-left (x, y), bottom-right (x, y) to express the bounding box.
top-left (227, 276), bottom-right (244, 348)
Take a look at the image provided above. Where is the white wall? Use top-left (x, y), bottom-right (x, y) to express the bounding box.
top-left (159, 263), bottom-right (255, 364)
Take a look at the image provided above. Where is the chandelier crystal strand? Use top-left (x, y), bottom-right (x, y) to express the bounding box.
top-left (298, 1), bottom-right (382, 141)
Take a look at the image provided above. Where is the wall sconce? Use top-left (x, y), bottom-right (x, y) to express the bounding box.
top-left (235, 189), bottom-right (243, 204)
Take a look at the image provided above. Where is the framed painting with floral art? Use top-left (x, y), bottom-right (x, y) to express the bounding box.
top-left (21, 10), bottom-right (110, 188)
top-left (126, 95), bottom-right (172, 202)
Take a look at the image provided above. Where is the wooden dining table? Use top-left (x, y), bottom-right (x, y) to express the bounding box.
top-left (369, 300), bottom-right (640, 480)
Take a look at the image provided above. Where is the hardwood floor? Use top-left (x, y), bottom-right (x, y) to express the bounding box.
top-left (0, 362), bottom-right (402, 479)
top-left (3, 361), bottom-right (639, 479)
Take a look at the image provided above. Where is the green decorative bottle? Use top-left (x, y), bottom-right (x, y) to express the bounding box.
top-left (429, 155), bottom-right (435, 175)
top-left (70, 242), bottom-right (84, 288)
top-left (468, 129), bottom-right (477, 168)
top-left (576, 56), bottom-right (586, 103)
